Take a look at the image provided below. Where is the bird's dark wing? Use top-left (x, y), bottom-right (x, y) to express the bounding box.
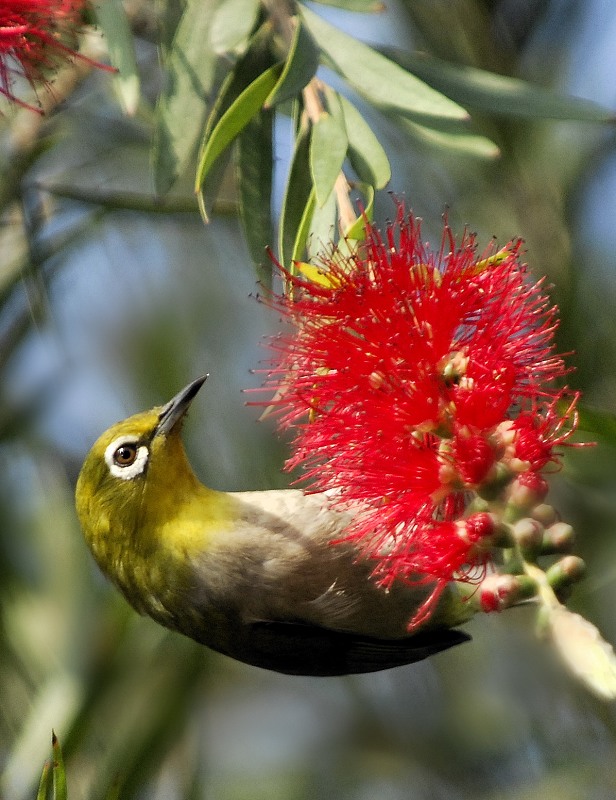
top-left (239, 619), bottom-right (470, 676)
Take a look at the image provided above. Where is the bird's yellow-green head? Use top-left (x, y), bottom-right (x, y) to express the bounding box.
top-left (75, 376), bottom-right (213, 615)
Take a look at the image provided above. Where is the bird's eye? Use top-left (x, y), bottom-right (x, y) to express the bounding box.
top-left (104, 436), bottom-right (149, 480)
top-left (113, 444), bottom-right (138, 467)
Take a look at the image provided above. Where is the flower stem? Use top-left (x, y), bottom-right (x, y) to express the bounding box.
top-left (523, 560), bottom-right (562, 612)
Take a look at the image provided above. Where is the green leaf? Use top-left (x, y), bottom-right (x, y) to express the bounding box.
top-left (195, 63), bottom-right (282, 202)
top-left (210, 0), bottom-right (261, 54)
top-left (266, 18), bottom-right (320, 107)
top-left (279, 126), bottom-right (314, 268)
top-left (389, 49), bottom-right (616, 122)
top-left (202, 23), bottom-right (277, 149)
top-left (401, 117), bottom-right (500, 159)
top-left (292, 187), bottom-right (317, 264)
top-left (195, 25), bottom-right (277, 217)
top-left (51, 732), bottom-right (67, 800)
top-left (308, 187), bottom-right (337, 258)
top-left (195, 26), bottom-right (278, 220)
top-left (36, 759), bottom-right (51, 800)
top-left (197, 147), bottom-right (235, 222)
top-left (301, 6), bottom-right (468, 122)
top-left (338, 94), bottom-right (391, 188)
top-left (310, 111), bottom-right (348, 207)
top-left (152, 0), bottom-right (221, 194)
top-left (576, 404), bottom-right (616, 446)
top-left (238, 109), bottom-right (275, 287)
top-left (94, 0), bottom-right (140, 115)
top-left (549, 606), bottom-right (616, 701)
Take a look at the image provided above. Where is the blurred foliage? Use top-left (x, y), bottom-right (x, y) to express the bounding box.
top-left (0, 0), bottom-right (615, 798)
top-left (151, 0), bottom-right (612, 282)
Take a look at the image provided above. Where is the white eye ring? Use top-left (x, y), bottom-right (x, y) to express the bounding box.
top-left (104, 436), bottom-right (149, 480)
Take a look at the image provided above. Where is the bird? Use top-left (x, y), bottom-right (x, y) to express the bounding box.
top-left (75, 376), bottom-right (473, 676)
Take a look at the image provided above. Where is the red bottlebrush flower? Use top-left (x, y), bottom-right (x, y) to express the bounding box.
top-left (0, 0), bottom-right (110, 110)
top-left (259, 203), bottom-right (579, 628)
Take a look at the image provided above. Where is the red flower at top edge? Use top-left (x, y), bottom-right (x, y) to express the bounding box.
top-left (0, 0), bottom-right (110, 110)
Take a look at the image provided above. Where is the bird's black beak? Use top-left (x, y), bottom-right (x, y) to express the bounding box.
top-left (156, 375), bottom-right (208, 437)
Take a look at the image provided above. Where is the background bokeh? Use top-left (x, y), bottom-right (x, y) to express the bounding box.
top-left (2, 1), bottom-right (616, 798)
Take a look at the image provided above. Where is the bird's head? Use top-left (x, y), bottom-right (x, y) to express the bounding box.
top-left (75, 376), bottom-right (208, 568)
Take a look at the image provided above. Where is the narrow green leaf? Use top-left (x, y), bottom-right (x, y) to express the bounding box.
top-left (310, 111), bottom-right (348, 207)
top-left (266, 18), bottom-right (319, 107)
top-left (210, 0), bottom-right (260, 54)
top-left (94, 0), bottom-right (140, 114)
top-left (51, 732), bottom-right (67, 800)
top-left (196, 146), bottom-right (235, 223)
top-left (391, 50), bottom-right (616, 122)
top-left (153, 0), bottom-right (221, 194)
top-left (279, 127), bottom-right (313, 268)
top-left (197, 186), bottom-right (208, 221)
top-left (195, 63), bottom-right (282, 196)
top-left (301, 6), bottom-right (468, 122)
top-left (201, 23), bottom-right (277, 152)
top-left (238, 109), bottom-right (275, 286)
top-left (308, 188), bottom-right (337, 258)
top-left (401, 117), bottom-right (500, 159)
top-left (311, 0), bottom-right (385, 10)
top-left (292, 187), bottom-right (317, 264)
top-left (194, 26), bottom-right (277, 217)
top-left (338, 94), bottom-right (391, 188)
top-left (36, 760), bottom-right (51, 800)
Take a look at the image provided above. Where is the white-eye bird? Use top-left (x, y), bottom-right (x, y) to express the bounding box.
top-left (75, 377), bottom-right (472, 676)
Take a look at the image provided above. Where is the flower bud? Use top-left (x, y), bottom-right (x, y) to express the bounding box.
top-left (479, 573), bottom-right (538, 613)
top-left (531, 503), bottom-right (558, 527)
top-left (507, 471), bottom-right (549, 512)
top-left (455, 513), bottom-right (513, 549)
top-left (467, 496), bottom-right (490, 514)
top-left (477, 461), bottom-right (514, 501)
top-left (541, 522), bottom-right (575, 555)
top-left (460, 512), bottom-right (496, 543)
top-left (511, 517), bottom-right (544, 556)
top-left (546, 555), bottom-right (586, 594)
